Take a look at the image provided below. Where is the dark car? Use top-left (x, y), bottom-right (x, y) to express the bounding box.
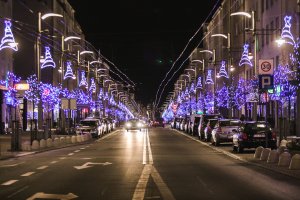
top-left (152, 118), bottom-right (165, 127)
top-left (232, 121), bottom-right (277, 153)
top-left (125, 119), bottom-right (145, 131)
top-left (211, 119), bottom-right (241, 146)
top-left (197, 114), bottom-right (222, 140)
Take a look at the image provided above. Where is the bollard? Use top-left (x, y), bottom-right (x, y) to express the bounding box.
top-left (267, 150), bottom-right (279, 163)
top-left (71, 136), bottom-right (77, 143)
top-left (278, 152), bottom-right (292, 167)
top-left (40, 139), bottom-right (46, 148)
top-left (21, 141), bottom-right (31, 151)
top-left (66, 136), bottom-right (71, 144)
top-left (60, 137), bottom-right (65, 144)
top-left (254, 146), bottom-right (264, 159)
top-left (260, 148), bottom-right (271, 161)
top-left (280, 139), bottom-right (288, 147)
top-left (76, 135), bottom-right (82, 143)
top-left (289, 154), bottom-right (300, 170)
top-left (31, 140), bottom-right (40, 150)
top-left (53, 137), bottom-right (60, 147)
top-left (46, 138), bottom-right (52, 147)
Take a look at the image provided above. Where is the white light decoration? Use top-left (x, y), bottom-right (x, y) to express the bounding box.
top-left (79, 71), bottom-right (88, 87)
top-left (64, 36), bottom-right (81, 42)
top-left (41, 13), bottom-right (63, 20)
top-left (41, 46), bottom-right (56, 69)
top-left (281, 16), bottom-right (295, 46)
top-left (211, 34), bottom-right (228, 39)
top-left (0, 20), bottom-right (18, 51)
top-left (89, 78), bottom-right (96, 93)
top-left (196, 77), bottom-right (203, 89)
top-left (205, 70), bottom-right (214, 84)
top-left (63, 61), bottom-right (75, 80)
top-left (219, 61), bottom-right (229, 78)
top-left (80, 50), bottom-right (94, 55)
top-left (239, 44), bottom-right (253, 67)
top-left (230, 12), bottom-right (251, 18)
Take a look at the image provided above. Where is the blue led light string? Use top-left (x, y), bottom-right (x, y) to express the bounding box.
top-left (239, 44), bottom-right (253, 67)
top-left (0, 20), bottom-right (18, 51)
top-left (205, 70), bottom-right (214, 85)
top-left (219, 61), bottom-right (229, 78)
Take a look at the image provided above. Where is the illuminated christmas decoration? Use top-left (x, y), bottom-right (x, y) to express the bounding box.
top-left (79, 71), bottom-right (88, 88)
top-left (216, 85), bottom-right (229, 108)
top-left (184, 87), bottom-right (189, 97)
top-left (234, 78), bottom-right (246, 109)
top-left (41, 46), bottom-right (56, 69)
top-left (189, 82), bottom-right (195, 94)
top-left (1, 72), bottom-right (21, 107)
top-left (89, 78), bottom-right (96, 93)
top-left (104, 92), bottom-right (109, 100)
top-left (40, 83), bottom-right (61, 111)
top-left (98, 88), bottom-right (104, 100)
top-left (281, 16), bottom-right (295, 46)
top-left (205, 70), bottom-right (214, 84)
top-left (219, 61), bottom-right (229, 78)
top-left (204, 91), bottom-right (214, 113)
top-left (196, 77), bottom-right (203, 89)
top-left (239, 44), bottom-right (253, 67)
top-left (0, 20), bottom-right (18, 51)
top-left (74, 89), bottom-right (89, 104)
top-left (177, 94), bottom-right (182, 103)
top-left (63, 61), bottom-right (75, 80)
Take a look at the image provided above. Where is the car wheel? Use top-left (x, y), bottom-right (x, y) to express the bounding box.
top-left (210, 137), bottom-right (215, 145)
top-left (233, 146), bottom-right (237, 152)
top-left (126, 129), bottom-right (129, 132)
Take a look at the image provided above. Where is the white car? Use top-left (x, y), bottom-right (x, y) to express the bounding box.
top-left (76, 118), bottom-right (103, 138)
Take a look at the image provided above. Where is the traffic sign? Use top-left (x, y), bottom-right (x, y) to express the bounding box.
top-left (258, 59), bottom-right (274, 75)
top-left (259, 75), bottom-right (274, 90)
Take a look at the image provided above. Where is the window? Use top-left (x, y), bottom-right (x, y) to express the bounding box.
top-left (262, 28), bottom-right (265, 47)
top-left (266, 0), bottom-right (269, 10)
top-left (270, 21), bottom-right (274, 42)
top-left (261, 0), bottom-right (265, 13)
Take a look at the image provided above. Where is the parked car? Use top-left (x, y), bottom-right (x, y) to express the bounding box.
top-left (232, 121), bottom-right (277, 153)
top-left (211, 119), bottom-right (241, 146)
top-left (125, 119), bottom-right (145, 131)
top-left (203, 119), bottom-right (218, 141)
top-left (174, 117), bottom-right (183, 130)
top-left (76, 118), bottom-right (103, 138)
top-left (190, 114), bottom-right (202, 136)
top-left (197, 114), bottom-right (222, 140)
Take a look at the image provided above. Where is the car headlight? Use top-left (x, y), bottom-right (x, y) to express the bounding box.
top-left (126, 123), bottom-right (132, 127)
top-left (137, 122), bottom-right (143, 127)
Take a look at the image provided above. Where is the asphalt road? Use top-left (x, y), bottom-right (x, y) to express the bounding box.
top-left (0, 128), bottom-right (300, 200)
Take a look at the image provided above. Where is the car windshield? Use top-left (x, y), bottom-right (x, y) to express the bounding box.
top-left (220, 120), bottom-right (241, 127)
top-left (80, 121), bottom-right (97, 126)
top-left (243, 122), bottom-right (269, 132)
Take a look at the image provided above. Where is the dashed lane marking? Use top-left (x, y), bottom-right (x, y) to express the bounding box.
top-left (37, 166), bottom-right (48, 170)
top-left (68, 153), bottom-right (74, 156)
top-left (59, 157), bottom-right (67, 160)
top-left (1, 180), bottom-right (18, 186)
top-left (21, 172), bottom-right (35, 177)
top-left (50, 161), bottom-right (58, 164)
top-left (74, 150), bottom-right (80, 153)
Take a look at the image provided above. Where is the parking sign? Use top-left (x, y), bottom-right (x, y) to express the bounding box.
top-left (259, 75), bottom-right (273, 90)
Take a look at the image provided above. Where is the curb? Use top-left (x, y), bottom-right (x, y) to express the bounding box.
top-left (172, 129), bottom-right (300, 180)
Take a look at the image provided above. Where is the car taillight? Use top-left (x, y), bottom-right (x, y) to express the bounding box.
top-left (241, 133), bottom-right (248, 140)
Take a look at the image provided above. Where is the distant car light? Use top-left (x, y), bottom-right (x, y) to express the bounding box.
top-left (126, 123), bottom-right (132, 127)
top-left (137, 122), bottom-right (143, 127)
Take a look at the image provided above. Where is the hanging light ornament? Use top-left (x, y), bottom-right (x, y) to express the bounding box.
top-left (98, 88), bottom-right (104, 99)
top-left (41, 46), bottom-right (56, 69)
top-left (239, 44), bottom-right (253, 67)
top-left (0, 20), bottom-right (18, 51)
top-left (219, 61), bottom-right (229, 78)
top-left (205, 70), bottom-right (214, 84)
top-left (78, 71), bottom-right (88, 88)
top-left (189, 82), bottom-right (195, 94)
top-left (196, 77), bottom-right (203, 89)
top-left (89, 77), bottom-right (96, 93)
top-left (281, 16), bottom-right (295, 46)
top-left (64, 61), bottom-right (75, 80)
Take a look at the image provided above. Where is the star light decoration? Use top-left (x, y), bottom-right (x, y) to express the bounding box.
top-left (0, 20), bottom-right (18, 51)
top-left (219, 61), bottom-right (229, 78)
top-left (239, 44), bottom-right (253, 67)
top-left (196, 77), bottom-right (203, 89)
top-left (281, 16), bottom-right (295, 46)
top-left (41, 46), bottom-right (56, 69)
top-left (64, 61), bottom-right (75, 80)
top-left (205, 70), bottom-right (214, 84)
top-left (78, 71), bottom-right (88, 88)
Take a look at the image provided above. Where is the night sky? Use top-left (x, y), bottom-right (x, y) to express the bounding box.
top-left (69, 0), bottom-right (220, 107)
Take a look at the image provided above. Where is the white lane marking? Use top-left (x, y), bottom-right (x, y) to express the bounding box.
top-left (26, 192), bottom-right (78, 200)
top-left (80, 147), bottom-right (85, 150)
top-left (74, 162), bottom-right (112, 170)
top-left (50, 161), bottom-right (58, 164)
top-left (60, 157), bottom-right (67, 160)
top-left (0, 162), bottom-right (25, 167)
top-left (68, 153), bottom-right (74, 156)
top-left (132, 164), bottom-right (152, 200)
top-left (7, 186), bottom-right (29, 198)
top-left (143, 131), bottom-right (147, 164)
top-left (21, 172), bottom-right (35, 177)
top-left (81, 158), bottom-right (92, 160)
top-left (1, 180), bottom-right (18, 186)
top-left (37, 166), bottom-right (48, 170)
top-left (151, 167), bottom-right (176, 200)
top-left (74, 150), bottom-right (80, 153)
top-left (146, 129), bottom-right (153, 164)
